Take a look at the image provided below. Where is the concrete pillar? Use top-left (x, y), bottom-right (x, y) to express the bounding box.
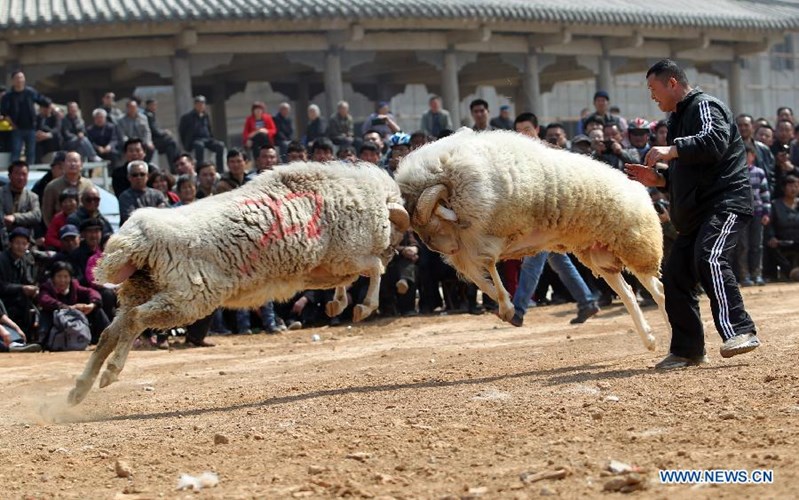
top-left (596, 52), bottom-right (612, 95)
top-left (296, 78), bottom-right (310, 138)
top-left (442, 50), bottom-right (461, 127)
top-left (211, 82), bottom-right (228, 145)
top-left (324, 47), bottom-right (344, 120)
top-left (522, 52), bottom-right (542, 114)
top-left (729, 57), bottom-right (743, 115)
top-left (171, 50), bottom-right (193, 131)
top-left (78, 87), bottom-right (95, 123)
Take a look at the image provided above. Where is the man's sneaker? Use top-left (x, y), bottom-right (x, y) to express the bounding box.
top-left (570, 304), bottom-right (600, 324)
top-left (740, 278), bottom-right (754, 287)
top-left (265, 323), bottom-right (282, 334)
top-left (396, 279), bottom-right (409, 295)
top-left (510, 313), bottom-right (524, 327)
top-left (754, 276), bottom-right (766, 286)
top-left (288, 320), bottom-right (303, 331)
top-left (654, 353), bottom-right (710, 370)
top-left (9, 343), bottom-right (42, 353)
top-left (720, 332), bottom-right (760, 358)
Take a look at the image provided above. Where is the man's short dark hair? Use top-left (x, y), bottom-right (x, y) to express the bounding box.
top-left (8, 160), bottom-right (29, 174)
top-left (777, 119), bottom-right (794, 129)
top-left (744, 143), bottom-right (756, 155)
top-left (756, 123), bottom-right (773, 133)
top-left (174, 153), bottom-right (193, 165)
top-left (10, 70), bottom-right (23, 79)
top-left (545, 122), bottom-right (566, 134)
top-left (514, 112), bottom-right (539, 128)
top-left (258, 144), bottom-right (277, 155)
top-left (226, 148), bottom-right (247, 161)
top-left (197, 161), bottom-right (216, 174)
top-left (312, 137), bottom-right (334, 153)
top-left (777, 106), bottom-right (793, 116)
top-left (145, 99), bottom-right (156, 106)
top-left (469, 99), bottom-right (489, 111)
top-left (584, 114), bottom-right (605, 128)
top-left (429, 95), bottom-right (441, 103)
top-left (646, 59), bottom-right (689, 86)
top-left (175, 174), bottom-right (196, 191)
top-left (437, 129), bottom-right (454, 139)
top-left (286, 141), bottom-right (306, 154)
top-left (362, 129), bottom-right (382, 139)
top-left (336, 145), bottom-right (356, 158)
top-left (655, 119), bottom-right (668, 131)
top-left (410, 130), bottom-right (429, 142)
top-left (124, 138), bottom-right (144, 152)
top-left (358, 141), bottom-right (380, 155)
top-left (59, 188), bottom-right (79, 203)
top-left (736, 113), bottom-right (754, 123)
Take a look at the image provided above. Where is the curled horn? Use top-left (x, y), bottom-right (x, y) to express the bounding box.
top-left (413, 184), bottom-right (449, 226)
top-left (387, 202), bottom-right (410, 232)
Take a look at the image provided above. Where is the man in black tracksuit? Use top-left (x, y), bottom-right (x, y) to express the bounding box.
top-left (625, 59), bottom-right (760, 369)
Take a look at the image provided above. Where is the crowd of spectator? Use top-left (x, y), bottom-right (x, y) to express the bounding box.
top-left (1, 69), bottom-right (797, 354)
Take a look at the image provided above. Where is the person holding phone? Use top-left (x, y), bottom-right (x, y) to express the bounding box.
top-left (360, 101), bottom-right (400, 139)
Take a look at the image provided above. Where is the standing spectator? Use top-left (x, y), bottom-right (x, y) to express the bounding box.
top-left (386, 133), bottom-right (410, 177)
top-left (420, 96), bottom-right (452, 138)
top-left (409, 131), bottom-right (429, 151)
top-left (196, 161), bottom-right (217, 199)
top-left (777, 106), bottom-right (794, 124)
top-left (609, 105), bottom-right (629, 135)
top-left (1, 160), bottom-right (41, 241)
top-left (771, 119), bottom-right (794, 157)
top-left (117, 99), bottom-right (154, 158)
top-left (336, 145), bottom-right (357, 163)
top-left (738, 114), bottom-right (776, 195)
top-left (489, 104), bottom-right (514, 130)
top-left (652, 119), bottom-right (669, 147)
top-left (358, 141), bottom-right (381, 165)
top-left (469, 99), bottom-right (492, 131)
top-left (625, 58), bottom-right (759, 368)
top-left (304, 104), bottom-right (326, 148)
top-left (118, 160), bottom-right (167, 225)
top-left (0, 227), bottom-right (39, 337)
top-left (60, 102), bottom-right (101, 161)
top-left (765, 175), bottom-right (799, 277)
top-left (755, 124), bottom-right (774, 148)
top-left (45, 191), bottom-right (79, 250)
top-left (37, 261), bottom-right (109, 345)
top-left (626, 117), bottom-right (652, 160)
top-left (87, 108), bottom-right (122, 167)
top-left (143, 99), bottom-right (179, 172)
top-left (736, 144), bottom-right (771, 286)
top-left (111, 138), bottom-right (159, 196)
top-left (214, 149), bottom-right (250, 194)
top-left (242, 101), bottom-right (276, 158)
top-left (327, 100), bottom-right (354, 148)
top-left (582, 90), bottom-right (618, 130)
top-left (0, 71), bottom-right (50, 162)
top-left (178, 95), bottom-right (225, 171)
top-left (66, 186), bottom-right (114, 238)
top-left (41, 151), bottom-right (95, 226)
top-left (0, 85), bottom-right (9, 154)
top-left (544, 122), bottom-right (568, 149)
top-left (100, 92), bottom-right (124, 124)
top-left (273, 102), bottom-right (295, 159)
top-left (34, 101), bottom-right (62, 163)
top-left (360, 101), bottom-right (400, 138)
top-left (147, 171), bottom-right (180, 206)
top-left (285, 141), bottom-right (307, 162)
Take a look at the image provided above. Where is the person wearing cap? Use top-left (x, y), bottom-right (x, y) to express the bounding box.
top-left (0, 71), bottom-right (51, 162)
top-left (44, 189), bottom-right (79, 250)
top-left (570, 134), bottom-right (592, 156)
top-left (66, 186), bottom-right (113, 239)
top-left (360, 101), bottom-right (400, 139)
top-left (34, 100), bottom-right (62, 163)
top-left (41, 151), bottom-right (95, 226)
top-left (178, 95), bottom-right (225, 171)
top-left (0, 226), bottom-right (39, 337)
top-left (490, 104), bottom-right (514, 131)
top-left (386, 132), bottom-right (411, 176)
top-left (625, 117), bottom-right (652, 161)
top-left (420, 96), bottom-right (452, 138)
top-left (1, 160), bottom-right (41, 235)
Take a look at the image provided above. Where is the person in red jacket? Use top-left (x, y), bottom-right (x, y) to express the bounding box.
top-left (242, 101), bottom-right (276, 158)
top-left (37, 260), bottom-right (110, 345)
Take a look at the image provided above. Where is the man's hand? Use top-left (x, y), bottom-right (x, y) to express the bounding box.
top-left (644, 146), bottom-right (677, 167)
top-left (609, 140), bottom-right (623, 156)
top-left (21, 285), bottom-right (38, 298)
top-left (767, 237), bottom-right (779, 249)
top-left (624, 163), bottom-right (666, 187)
top-left (73, 303), bottom-right (95, 315)
top-left (762, 215), bottom-right (770, 226)
top-left (292, 296), bottom-right (309, 315)
top-left (401, 246), bottom-right (419, 262)
top-left (3, 214), bottom-right (15, 226)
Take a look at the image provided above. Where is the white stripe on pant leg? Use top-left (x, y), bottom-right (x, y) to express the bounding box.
top-left (709, 213), bottom-right (737, 340)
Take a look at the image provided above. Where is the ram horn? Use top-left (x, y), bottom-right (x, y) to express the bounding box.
top-left (413, 184), bottom-right (450, 226)
top-left (387, 202), bottom-right (410, 232)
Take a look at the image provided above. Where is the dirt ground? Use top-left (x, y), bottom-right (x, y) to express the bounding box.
top-left (1, 283), bottom-right (797, 499)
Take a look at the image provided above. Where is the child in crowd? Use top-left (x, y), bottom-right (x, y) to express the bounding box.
top-left (736, 144), bottom-right (771, 286)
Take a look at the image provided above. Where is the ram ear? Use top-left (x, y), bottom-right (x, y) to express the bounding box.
top-left (387, 202), bottom-right (410, 232)
top-left (413, 184), bottom-right (449, 226)
top-left (435, 205), bottom-right (458, 223)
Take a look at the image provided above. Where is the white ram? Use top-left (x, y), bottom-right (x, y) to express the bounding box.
top-left (395, 129), bottom-right (669, 350)
top-left (68, 162), bottom-right (408, 405)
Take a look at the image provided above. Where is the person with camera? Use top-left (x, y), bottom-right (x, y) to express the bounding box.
top-left (625, 59), bottom-right (759, 369)
top-left (592, 123), bottom-right (638, 171)
top-left (360, 101), bottom-right (400, 139)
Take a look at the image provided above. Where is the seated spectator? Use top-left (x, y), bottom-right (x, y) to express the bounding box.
top-left (214, 149), bottom-right (250, 194)
top-left (174, 175), bottom-right (197, 207)
top-left (285, 141), bottom-right (307, 163)
top-left (49, 223), bottom-right (81, 266)
top-left (34, 101), bottom-right (62, 164)
top-left (32, 151), bottom-right (66, 201)
top-left (196, 161), bottom-right (217, 199)
top-left (37, 261), bottom-right (109, 345)
top-left (242, 101), bottom-right (276, 159)
top-left (305, 104), bottom-right (326, 147)
top-left (147, 171), bottom-right (180, 206)
top-left (87, 108), bottom-right (122, 167)
top-left (41, 151), bottom-right (95, 226)
top-left (336, 145), bottom-right (356, 163)
top-left (44, 189), bottom-right (79, 250)
top-left (766, 175), bottom-right (799, 278)
top-left (570, 134), bottom-right (592, 155)
top-left (66, 187), bottom-right (114, 238)
top-left (327, 101), bottom-right (354, 148)
top-left (0, 298), bottom-right (41, 353)
top-left (60, 102), bottom-right (100, 161)
top-left (118, 160), bottom-right (167, 225)
top-left (112, 139), bottom-right (160, 196)
top-left (273, 102), bottom-right (294, 159)
top-left (379, 231), bottom-right (419, 317)
top-left (1, 160), bottom-right (41, 247)
top-left (144, 99), bottom-right (180, 172)
top-left (179, 95), bottom-right (225, 171)
top-left (310, 138), bottom-right (335, 163)
top-left (0, 227), bottom-right (40, 338)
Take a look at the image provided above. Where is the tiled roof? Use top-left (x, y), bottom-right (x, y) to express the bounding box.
top-left (2, 0), bottom-right (799, 31)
